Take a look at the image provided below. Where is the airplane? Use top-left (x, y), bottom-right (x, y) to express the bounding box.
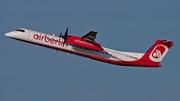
top-left (5, 28), bottom-right (174, 67)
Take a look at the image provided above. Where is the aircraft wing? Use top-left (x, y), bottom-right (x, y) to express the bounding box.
top-left (81, 31), bottom-right (97, 43)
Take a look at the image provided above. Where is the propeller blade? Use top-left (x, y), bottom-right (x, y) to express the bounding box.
top-left (65, 27), bottom-right (68, 37)
top-left (59, 32), bottom-right (62, 37)
top-left (63, 35), bottom-right (68, 46)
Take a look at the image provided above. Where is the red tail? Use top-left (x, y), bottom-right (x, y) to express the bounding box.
top-left (141, 39), bottom-right (174, 65)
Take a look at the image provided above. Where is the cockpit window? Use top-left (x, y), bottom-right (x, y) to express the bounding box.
top-left (16, 29), bottom-right (25, 32)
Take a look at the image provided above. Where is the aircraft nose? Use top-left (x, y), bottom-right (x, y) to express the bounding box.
top-left (5, 32), bottom-right (15, 38)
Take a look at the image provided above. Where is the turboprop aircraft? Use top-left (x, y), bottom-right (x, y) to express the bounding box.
top-left (5, 28), bottom-right (174, 67)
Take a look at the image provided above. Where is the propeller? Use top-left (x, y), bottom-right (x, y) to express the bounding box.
top-left (63, 27), bottom-right (68, 38)
top-left (59, 27), bottom-right (68, 46)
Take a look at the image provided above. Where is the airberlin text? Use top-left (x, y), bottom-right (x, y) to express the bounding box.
top-left (33, 34), bottom-right (67, 46)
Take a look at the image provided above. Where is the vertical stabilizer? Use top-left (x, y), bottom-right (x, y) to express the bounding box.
top-left (141, 39), bottom-right (174, 64)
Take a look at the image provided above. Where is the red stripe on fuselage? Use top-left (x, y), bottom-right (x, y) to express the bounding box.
top-left (12, 38), bottom-right (161, 67)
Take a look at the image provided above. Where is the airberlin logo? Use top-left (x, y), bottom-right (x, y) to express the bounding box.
top-left (149, 45), bottom-right (168, 62)
top-left (74, 39), bottom-right (94, 46)
top-left (33, 34), bottom-right (67, 46)
top-left (152, 49), bottom-right (164, 58)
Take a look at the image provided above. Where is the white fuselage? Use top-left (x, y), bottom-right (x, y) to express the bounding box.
top-left (5, 28), bottom-right (145, 66)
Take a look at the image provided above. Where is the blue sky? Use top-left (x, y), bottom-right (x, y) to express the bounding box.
top-left (1, 0), bottom-right (180, 101)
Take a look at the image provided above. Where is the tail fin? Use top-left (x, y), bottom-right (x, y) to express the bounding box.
top-left (141, 39), bottom-right (174, 64)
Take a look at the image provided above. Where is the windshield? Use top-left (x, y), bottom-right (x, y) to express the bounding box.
top-left (16, 29), bottom-right (25, 32)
